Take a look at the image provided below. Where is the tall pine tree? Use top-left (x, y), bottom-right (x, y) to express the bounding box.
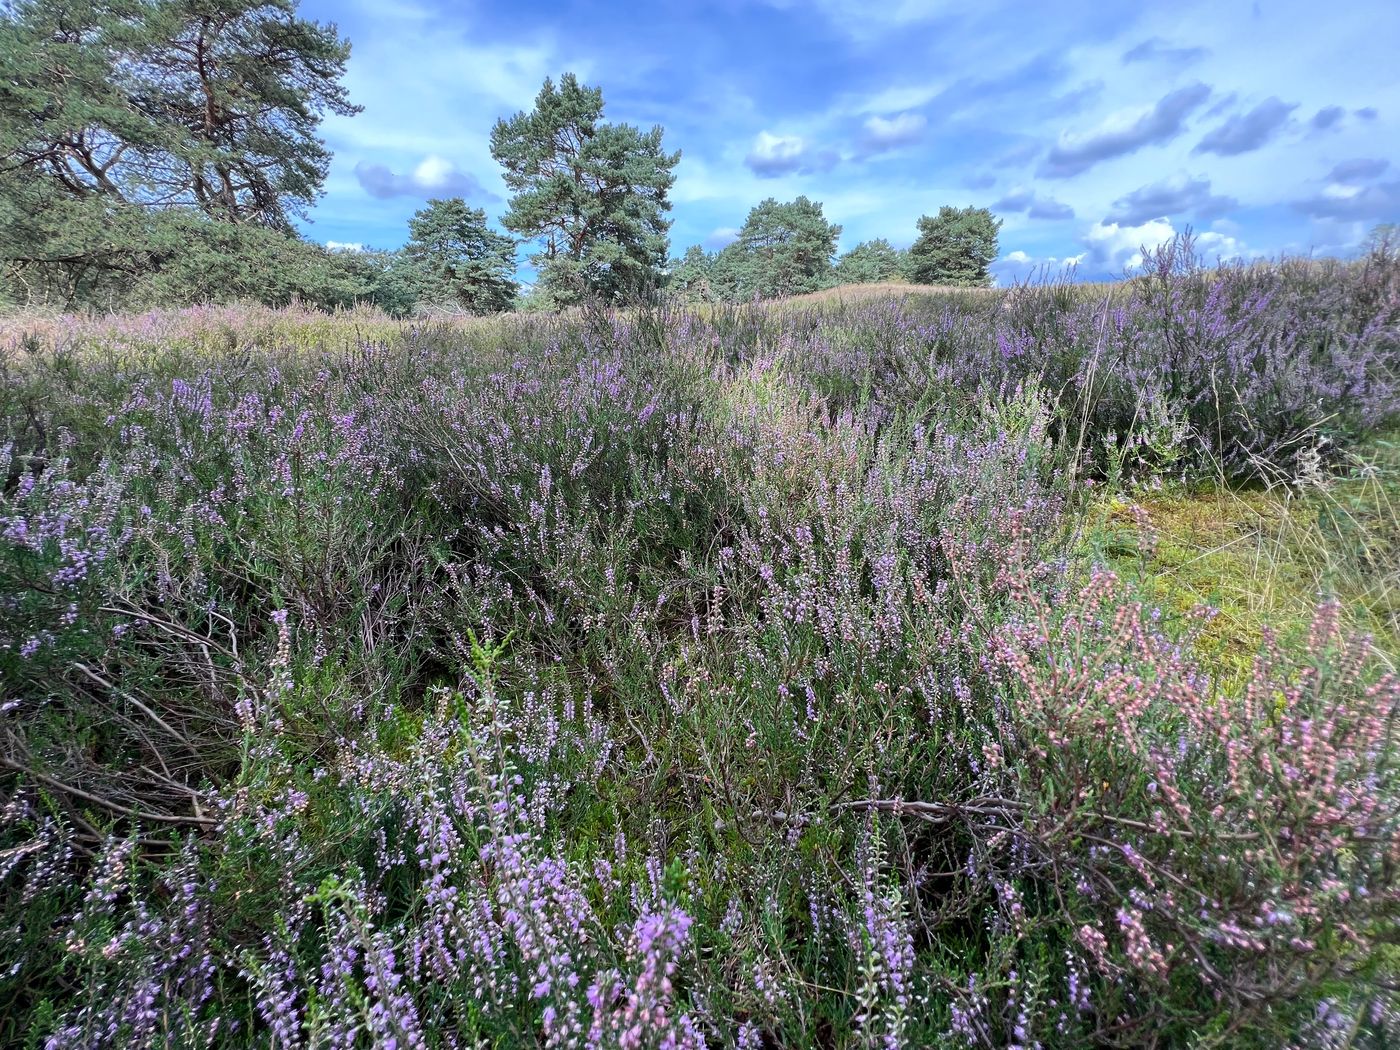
top-left (490, 73), bottom-right (679, 305)
top-left (0, 0), bottom-right (359, 229)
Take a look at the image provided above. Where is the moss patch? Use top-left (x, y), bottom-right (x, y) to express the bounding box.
top-left (1084, 445), bottom-right (1400, 680)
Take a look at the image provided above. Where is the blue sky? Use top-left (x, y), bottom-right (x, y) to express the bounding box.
top-left (295, 0), bottom-right (1400, 283)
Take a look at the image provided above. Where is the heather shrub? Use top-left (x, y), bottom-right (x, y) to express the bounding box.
top-left (771, 236), bottom-right (1400, 478)
top-left (3, 254), bottom-right (1400, 1047)
top-left (953, 568), bottom-right (1400, 1045)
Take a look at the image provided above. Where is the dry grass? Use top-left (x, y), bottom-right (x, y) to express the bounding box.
top-left (780, 280), bottom-right (997, 305)
top-left (771, 279), bottom-right (1131, 311)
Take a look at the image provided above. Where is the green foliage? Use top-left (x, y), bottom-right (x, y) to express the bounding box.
top-left (0, 0), bottom-right (358, 229)
top-left (834, 238), bottom-right (906, 284)
top-left (0, 186), bottom-right (150, 308)
top-left (666, 244), bottom-right (716, 302)
top-left (0, 0), bottom-right (361, 310)
top-left (128, 211), bottom-right (376, 309)
top-left (906, 205), bottom-right (1002, 287)
top-left (0, 198), bottom-right (381, 311)
top-left (490, 73), bottom-right (679, 305)
top-left (710, 196), bottom-right (841, 300)
top-left (398, 198), bottom-right (517, 315)
top-left (323, 246), bottom-right (421, 318)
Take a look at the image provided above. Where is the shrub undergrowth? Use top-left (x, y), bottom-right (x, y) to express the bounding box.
top-left (3, 240), bottom-right (1399, 1047)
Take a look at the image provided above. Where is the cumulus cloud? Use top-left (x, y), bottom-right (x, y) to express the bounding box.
top-left (325, 241), bottom-right (366, 252)
top-left (1121, 37), bottom-right (1208, 67)
top-left (859, 112), bottom-right (927, 152)
top-left (1039, 83), bottom-right (1211, 178)
top-left (991, 248), bottom-right (1085, 285)
top-left (1081, 217), bottom-right (1178, 272)
top-left (1079, 218), bottom-right (1251, 275)
top-left (1310, 105), bottom-right (1346, 132)
top-left (1194, 229), bottom-right (1252, 262)
top-left (1194, 97), bottom-right (1297, 155)
top-left (1328, 158), bottom-right (1390, 183)
top-left (354, 155), bottom-right (495, 200)
top-left (1294, 180), bottom-right (1400, 221)
top-left (744, 131), bottom-right (839, 177)
top-left (705, 227), bottom-right (740, 250)
top-left (1105, 175), bottom-right (1237, 226)
top-left (992, 187), bottom-right (1075, 220)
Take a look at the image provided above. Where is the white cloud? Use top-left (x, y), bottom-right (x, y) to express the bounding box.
top-left (354, 154), bottom-right (494, 200)
top-left (326, 241), bottom-right (366, 252)
top-left (1076, 217), bottom-right (1256, 273)
top-left (413, 155), bottom-right (458, 189)
top-left (1194, 229), bottom-right (1251, 261)
top-left (991, 248), bottom-right (1087, 285)
top-left (749, 132), bottom-right (805, 168)
top-left (744, 131), bottom-right (838, 177)
top-left (1322, 183), bottom-right (1364, 201)
top-left (705, 227), bottom-right (740, 249)
top-left (1081, 217), bottom-right (1178, 271)
top-left (861, 112), bottom-right (927, 151)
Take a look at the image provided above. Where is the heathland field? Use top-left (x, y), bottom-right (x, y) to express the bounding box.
top-left (4, 243), bottom-right (1400, 1047)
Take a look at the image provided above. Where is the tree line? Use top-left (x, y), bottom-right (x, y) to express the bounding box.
top-left (669, 200), bottom-right (1002, 303)
top-left (0, 0), bottom-right (1000, 315)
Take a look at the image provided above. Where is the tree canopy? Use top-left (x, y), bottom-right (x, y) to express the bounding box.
top-left (906, 206), bottom-right (1002, 287)
top-left (835, 238), bottom-right (907, 284)
top-left (490, 73), bottom-right (679, 305)
top-left (0, 0), bottom-right (359, 229)
top-left (667, 244), bottom-right (716, 302)
top-left (399, 198), bottom-right (517, 314)
top-left (707, 196), bottom-right (841, 301)
top-left (0, 0), bottom-right (363, 308)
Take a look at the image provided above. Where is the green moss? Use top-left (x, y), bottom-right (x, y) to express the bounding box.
top-left (1084, 440), bottom-right (1400, 681)
top-left (1087, 489), bottom-right (1286, 679)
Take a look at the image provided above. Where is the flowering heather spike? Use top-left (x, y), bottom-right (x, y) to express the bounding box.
top-left (3, 244), bottom-right (1399, 1048)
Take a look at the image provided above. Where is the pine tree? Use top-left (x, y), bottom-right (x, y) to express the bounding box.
top-left (0, 0), bottom-right (359, 230)
top-left (400, 198), bottom-right (517, 314)
top-left (490, 73), bottom-right (679, 305)
top-left (835, 238), bottom-right (907, 284)
top-left (668, 244), bottom-right (715, 301)
top-left (906, 206), bottom-right (1002, 287)
top-left (719, 196), bottom-right (841, 300)
top-left (0, 0), bottom-right (360, 306)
